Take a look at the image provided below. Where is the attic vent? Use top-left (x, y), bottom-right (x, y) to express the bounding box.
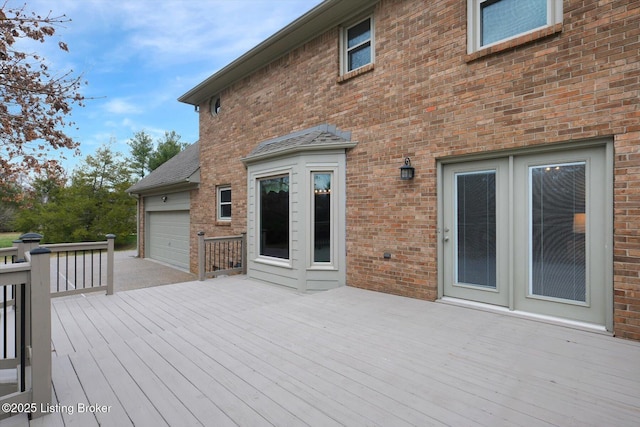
top-left (209, 96), bottom-right (221, 116)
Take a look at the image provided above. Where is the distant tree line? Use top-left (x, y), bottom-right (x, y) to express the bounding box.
top-left (2, 131), bottom-right (188, 243)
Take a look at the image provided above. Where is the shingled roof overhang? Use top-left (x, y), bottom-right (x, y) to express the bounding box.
top-left (242, 124), bottom-right (357, 165)
top-left (127, 142), bottom-right (200, 195)
top-left (178, 0), bottom-right (379, 106)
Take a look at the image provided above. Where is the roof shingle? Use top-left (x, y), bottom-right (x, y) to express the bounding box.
top-left (242, 124), bottom-right (355, 164)
top-left (127, 142), bottom-right (200, 194)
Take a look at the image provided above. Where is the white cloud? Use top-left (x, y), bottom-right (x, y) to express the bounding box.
top-left (5, 0), bottom-right (322, 172)
top-left (23, 0), bottom-right (323, 68)
top-left (103, 98), bottom-right (143, 115)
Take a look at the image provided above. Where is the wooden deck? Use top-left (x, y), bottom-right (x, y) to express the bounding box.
top-left (2, 276), bottom-right (640, 426)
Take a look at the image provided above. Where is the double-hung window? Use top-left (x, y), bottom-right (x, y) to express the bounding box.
top-left (467, 0), bottom-right (563, 54)
top-left (341, 16), bottom-right (374, 74)
top-left (217, 186), bottom-right (231, 221)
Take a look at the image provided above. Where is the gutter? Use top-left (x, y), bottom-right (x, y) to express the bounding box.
top-left (178, 0), bottom-right (379, 106)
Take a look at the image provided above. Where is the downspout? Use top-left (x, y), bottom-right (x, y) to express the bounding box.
top-left (128, 192), bottom-right (140, 257)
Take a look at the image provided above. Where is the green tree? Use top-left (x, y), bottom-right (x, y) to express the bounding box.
top-left (0, 178), bottom-right (23, 231)
top-left (13, 166), bottom-right (68, 240)
top-left (15, 145), bottom-right (136, 244)
top-left (148, 131), bottom-right (187, 171)
top-left (127, 130), bottom-right (154, 178)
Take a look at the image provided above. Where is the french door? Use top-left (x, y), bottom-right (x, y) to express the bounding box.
top-left (442, 159), bottom-right (509, 307)
top-left (442, 146), bottom-right (609, 326)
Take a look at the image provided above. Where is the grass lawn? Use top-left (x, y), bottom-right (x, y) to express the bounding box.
top-left (0, 232), bottom-right (20, 249)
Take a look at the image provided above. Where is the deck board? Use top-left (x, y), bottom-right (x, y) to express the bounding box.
top-left (106, 339), bottom-right (202, 426)
top-left (162, 329), bottom-right (305, 427)
top-left (1, 276), bottom-right (639, 426)
top-left (140, 332), bottom-right (272, 427)
top-left (50, 356), bottom-right (98, 427)
top-left (66, 350), bottom-right (133, 427)
top-left (87, 346), bottom-right (167, 427)
top-left (243, 301), bottom-right (550, 426)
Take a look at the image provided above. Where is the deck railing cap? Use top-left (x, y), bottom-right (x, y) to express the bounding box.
top-left (19, 232), bottom-right (43, 242)
top-left (30, 247), bottom-right (51, 255)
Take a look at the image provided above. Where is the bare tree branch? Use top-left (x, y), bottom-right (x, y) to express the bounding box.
top-left (0, 1), bottom-right (86, 179)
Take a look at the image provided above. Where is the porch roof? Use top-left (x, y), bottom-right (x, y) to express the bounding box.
top-left (242, 124), bottom-right (357, 165)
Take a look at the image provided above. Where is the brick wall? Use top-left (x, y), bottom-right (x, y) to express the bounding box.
top-left (193, 0), bottom-right (640, 337)
top-left (614, 131), bottom-right (640, 340)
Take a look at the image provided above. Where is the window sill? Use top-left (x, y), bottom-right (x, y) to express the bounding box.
top-left (216, 220), bottom-right (231, 226)
top-left (308, 265), bottom-right (338, 271)
top-left (465, 23), bottom-right (563, 63)
top-left (254, 256), bottom-right (292, 269)
top-left (337, 63), bottom-right (374, 84)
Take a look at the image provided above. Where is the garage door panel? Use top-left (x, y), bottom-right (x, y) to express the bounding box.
top-left (147, 211), bottom-right (190, 270)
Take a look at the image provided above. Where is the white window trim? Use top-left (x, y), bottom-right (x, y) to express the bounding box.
top-left (217, 185), bottom-right (232, 221)
top-left (340, 15), bottom-right (375, 75)
top-left (467, 0), bottom-right (563, 54)
top-left (255, 170), bottom-right (292, 267)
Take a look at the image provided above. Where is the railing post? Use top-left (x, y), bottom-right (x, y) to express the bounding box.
top-left (17, 233), bottom-right (43, 261)
top-left (106, 234), bottom-right (115, 295)
top-left (198, 231), bottom-right (205, 281)
top-left (28, 247), bottom-right (52, 419)
top-left (12, 239), bottom-right (23, 263)
top-left (241, 232), bottom-right (247, 274)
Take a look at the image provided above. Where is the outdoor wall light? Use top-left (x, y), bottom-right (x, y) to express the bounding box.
top-left (161, 195), bottom-right (168, 202)
top-left (400, 157), bottom-right (415, 180)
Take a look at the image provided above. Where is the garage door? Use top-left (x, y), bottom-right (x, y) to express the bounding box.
top-left (147, 211), bottom-right (190, 270)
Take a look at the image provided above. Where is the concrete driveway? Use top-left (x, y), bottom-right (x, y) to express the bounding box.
top-left (113, 250), bottom-right (196, 292)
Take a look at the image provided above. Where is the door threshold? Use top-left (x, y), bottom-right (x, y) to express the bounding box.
top-left (438, 297), bottom-right (610, 335)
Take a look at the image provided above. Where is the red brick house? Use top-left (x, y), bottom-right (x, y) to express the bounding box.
top-left (135, 0), bottom-right (640, 340)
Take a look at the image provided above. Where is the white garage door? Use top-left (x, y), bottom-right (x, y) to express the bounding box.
top-left (148, 211), bottom-right (190, 270)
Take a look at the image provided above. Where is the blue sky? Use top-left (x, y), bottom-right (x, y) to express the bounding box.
top-left (18, 0), bottom-right (322, 172)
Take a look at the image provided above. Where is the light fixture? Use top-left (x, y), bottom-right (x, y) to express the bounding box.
top-left (400, 157), bottom-right (415, 180)
top-left (573, 213), bottom-right (586, 233)
top-left (161, 195), bottom-right (168, 202)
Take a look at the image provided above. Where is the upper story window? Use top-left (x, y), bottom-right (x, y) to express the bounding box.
top-left (341, 16), bottom-right (374, 74)
top-left (467, 0), bottom-right (563, 54)
top-left (217, 186), bottom-right (231, 221)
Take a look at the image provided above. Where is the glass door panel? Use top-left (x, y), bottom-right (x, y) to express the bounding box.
top-left (530, 163), bottom-right (586, 302)
top-left (456, 171), bottom-right (497, 288)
